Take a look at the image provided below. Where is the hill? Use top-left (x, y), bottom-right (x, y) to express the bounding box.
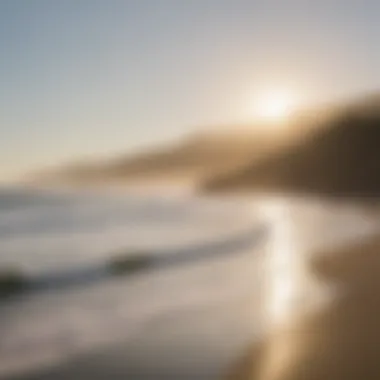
top-left (36, 129), bottom-right (288, 187)
top-left (202, 96), bottom-right (380, 197)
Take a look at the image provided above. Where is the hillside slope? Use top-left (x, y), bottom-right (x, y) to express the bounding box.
top-left (202, 98), bottom-right (380, 197)
top-left (38, 130), bottom-right (284, 186)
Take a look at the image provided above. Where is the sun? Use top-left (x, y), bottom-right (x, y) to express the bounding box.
top-left (249, 89), bottom-right (298, 124)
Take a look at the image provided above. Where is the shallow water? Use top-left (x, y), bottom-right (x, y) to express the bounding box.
top-left (0, 188), bottom-right (378, 379)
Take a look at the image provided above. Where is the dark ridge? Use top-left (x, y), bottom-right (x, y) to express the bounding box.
top-left (202, 97), bottom-right (380, 198)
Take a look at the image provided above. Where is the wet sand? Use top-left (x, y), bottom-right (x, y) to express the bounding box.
top-left (227, 235), bottom-right (380, 380)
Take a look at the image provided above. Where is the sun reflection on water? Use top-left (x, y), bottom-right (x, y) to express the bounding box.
top-left (257, 198), bottom-right (343, 330)
top-left (258, 199), bottom-right (305, 327)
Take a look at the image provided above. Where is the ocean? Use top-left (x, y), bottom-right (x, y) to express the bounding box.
top-left (0, 187), bottom-right (378, 379)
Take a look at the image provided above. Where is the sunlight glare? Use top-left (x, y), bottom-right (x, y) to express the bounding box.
top-left (247, 89), bottom-right (298, 127)
top-left (259, 200), bottom-right (300, 326)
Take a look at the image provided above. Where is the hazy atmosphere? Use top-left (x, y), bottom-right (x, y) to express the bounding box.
top-left (1, 0), bottom-right (380, 179)
top-left (3, 2), bottom-right (380, 380)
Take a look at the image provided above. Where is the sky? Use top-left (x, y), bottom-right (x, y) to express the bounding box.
top-left (1, 0), bottom-right (380, 179)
